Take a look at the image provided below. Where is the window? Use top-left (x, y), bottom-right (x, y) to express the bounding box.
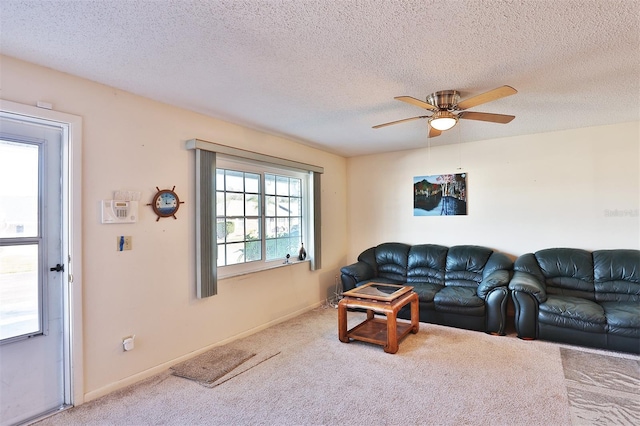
top-left (215, 160), bottom-right (307, 274)
top-left (188, 139), bottom-right (323, 298)
top-left (213, 158), bottom-right (312, 278)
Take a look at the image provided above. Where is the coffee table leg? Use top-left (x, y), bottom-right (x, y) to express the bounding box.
top-left (384, 313), bottom-right (399, 354)
top-left (411, 295), bottom-right (420, 333)
top-left (338, 300), bottom-right (350, 343)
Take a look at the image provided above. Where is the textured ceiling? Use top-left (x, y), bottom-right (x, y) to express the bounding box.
top-left (1, 0), bottom-right (639, 157)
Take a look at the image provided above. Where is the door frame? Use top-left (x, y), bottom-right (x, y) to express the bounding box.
top-left (0, 99), bottom-right (84, 407)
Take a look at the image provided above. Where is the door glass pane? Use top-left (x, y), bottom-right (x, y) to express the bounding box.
top-left (0, 244), bottom-right (40, 340)
top-left (0, 140), bottom-right (39, 238)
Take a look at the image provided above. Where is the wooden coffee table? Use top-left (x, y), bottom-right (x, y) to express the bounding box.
top-left (338, 283), bottom-right (419, 354)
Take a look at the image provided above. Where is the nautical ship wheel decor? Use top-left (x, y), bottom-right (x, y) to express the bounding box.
top-left (148, 186), bottom-right (184, 221)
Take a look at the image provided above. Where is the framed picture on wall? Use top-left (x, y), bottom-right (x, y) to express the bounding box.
top-left (414, 173), bottom-right (467, 216)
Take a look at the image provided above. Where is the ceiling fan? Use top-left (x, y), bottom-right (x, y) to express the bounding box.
top-left (373, 85), bottom-right (517, 138)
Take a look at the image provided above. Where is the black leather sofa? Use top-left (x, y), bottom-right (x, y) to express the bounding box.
top-left (340, 243), bottom-right (513, 335)
top-left (509, 248), bottom-right (640, 354)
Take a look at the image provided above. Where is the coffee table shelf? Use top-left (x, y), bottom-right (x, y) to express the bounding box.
top-left (347, 317), bottom-right (415, 346)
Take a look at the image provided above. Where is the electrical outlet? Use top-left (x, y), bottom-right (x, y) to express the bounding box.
top-left (123, 335), bottom-right (135, 351)
top-left (117, 236), bottom-right (132, 251)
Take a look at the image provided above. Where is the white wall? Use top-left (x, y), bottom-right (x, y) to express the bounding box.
top-left (346, 122), bottom-right (640, 260)
top-left (1, 56), bottom-right (348, 400)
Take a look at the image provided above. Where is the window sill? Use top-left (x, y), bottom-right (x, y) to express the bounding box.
top-left (218, 258), bottom-right (311, 280)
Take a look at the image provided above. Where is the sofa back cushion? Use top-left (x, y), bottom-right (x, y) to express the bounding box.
top-left (406, 244), bottom-right (447, 285)
top-left (445, 245), bottom-right (492, 287)
top-left (375, 243), bottom-right (410, 282)
top-left (593, 249), bottom-right (640, 302)
top-left (535, 248), bottom-right (595, 299)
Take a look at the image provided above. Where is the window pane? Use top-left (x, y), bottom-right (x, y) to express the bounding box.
top-left (245, 218), bottom-right (260, 240)
top-left (225, 193), bottom-right (244, 216)
top-left (245, 194), bottom-right (259, 216)
top-left (217, 244), bottom-right (226, 266)
top-left (276, 176), bottom-right (289, 196)
top-left (216, 219), bottom-right (230, 243)
top-left (277, 218), bottom-right (289, 237)
top-left (290, 217), bottom-right (301, 236)
top-left (266, 239), bottom-right (277, 260)
top-left (290, 197), bottom-right (301, 216)
top-left (265, 218), bottom-right (276, 238)
top-left (226, 218), bottom-right (244, 242)
top-left (0, 244), bottom-right (40, 340)
top-left (265, 195), bottom-right (276, 216)
top-left (226, 243), bottom-right (245, 265)
top-left (0, 141), bottom-right (39, 238)
top-left (216, 191), bottom-right (225, 216)
top-left (245, 173), bottom-right (260, 193)
top-left (290, 179), bottom-right (301, 197)
top-left (276, 196), bottom-right (289, 216)
top-left (216, 169), bottom-right (225, 191)
top-left (276, 238), bottom-right (290, 258)
top-left (244, 241), bottom-right (261, 262)
top-left (225, 170), bottom-right (244, 192)
top-left (265, 174), bottom-right (276, 195)
top-left (289, 237), bottom-right (301, 255)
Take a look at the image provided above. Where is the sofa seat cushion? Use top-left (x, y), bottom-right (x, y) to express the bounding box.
top-left (434, 286), bottom-right (484, 316)
top-left (601, 302), bottom-right (640, 338)
top-left (410, 283), bottom-right (444, 303)
top-left (539, 296), bottom-right (606, 333)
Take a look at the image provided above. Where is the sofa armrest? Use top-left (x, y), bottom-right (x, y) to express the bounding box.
top-left (477, 269), bottom-right (510, 299)
top-left (508, 271), bottom-right (547, 303)
top-left (340, 261), bottom-right (375, 291)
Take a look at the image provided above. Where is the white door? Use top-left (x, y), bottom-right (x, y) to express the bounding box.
top-left (0, 113), bottom-right (70, 425)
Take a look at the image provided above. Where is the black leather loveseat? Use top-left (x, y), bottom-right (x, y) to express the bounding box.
top-left (509, 248), bottom-right (640, 354)
top-left (340, 243), bottom-right (513, 335)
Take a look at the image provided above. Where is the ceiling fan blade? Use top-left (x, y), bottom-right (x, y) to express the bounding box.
top-left (457, 85), bottom-right (517, 110)
top-left (459, 111), bottom-right (515, 124)
top-left (372, 115), bottom-right (428, 129)
top-left (428, 126), bottom-right (442, 138)
top-left (395, 96), bottom-right (438, 111)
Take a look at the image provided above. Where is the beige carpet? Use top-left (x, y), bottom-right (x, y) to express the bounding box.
top-left (36, 306), bottom-right (640, 425)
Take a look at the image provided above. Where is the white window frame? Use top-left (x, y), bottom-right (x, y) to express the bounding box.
top-left (215, 156), bottom-right (311, 278)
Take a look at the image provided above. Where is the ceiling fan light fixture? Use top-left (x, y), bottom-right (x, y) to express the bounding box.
top-left (429, 111), bottom-right (458, 131)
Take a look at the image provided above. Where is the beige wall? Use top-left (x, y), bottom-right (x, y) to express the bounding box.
top-left (3, 54), bottom-right (639, 404)
top-left (346, 121), bottom-right (640, 260)
top-left (1, 56), bottom-right (349, 400)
